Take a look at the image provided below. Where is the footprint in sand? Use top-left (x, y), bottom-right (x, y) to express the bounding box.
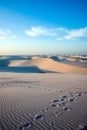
top-left (53, 99), bottom-right (59, 103)
top-left (61, 102), bottom-right (66, 105)
top-left (19, 123), bottom-right (31, 130)
top-left (68, 98), bottom-right (75, 102)
top-left (34, 114), bottom-right (43, 121)
top-left (50, 99), bottom-right (60, 107)
top-left (50, 99), bottom-right (59, 103)
top-left (63, 107), bottom-right (71, 112)
top-left (77, 92), bottom-right (83, 97)
top-left (51, 103), bottom-right (61, 108)
top-left (62, 95), bottom-right (67, 99)
top-left (51, 104), bottom-right (57, 107)
top-left (60, 95), bottom-right (68, 102)
top-left (61, 98), bottom-right (65, 101)
top-left (69, 92), bottom-right (74, 96)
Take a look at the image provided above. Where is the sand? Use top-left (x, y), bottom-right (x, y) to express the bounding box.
top-left (8, 58), bottom-right (87, 74)
top-left (0, 73), bottom-right (87, 130)
top-left (0, 55), bottom-right (87, 130)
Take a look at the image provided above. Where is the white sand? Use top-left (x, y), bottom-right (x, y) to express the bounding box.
top-left (0, 55), bottom-right (87, 130)
top-left (0, 72), bottom-right (87, 130)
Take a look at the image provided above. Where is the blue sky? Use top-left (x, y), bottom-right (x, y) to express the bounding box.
top-left (0, 0), bottom-right (87, 55)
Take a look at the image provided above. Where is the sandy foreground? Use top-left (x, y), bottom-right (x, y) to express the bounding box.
top-left (0, 72), bottom-right (87, 130)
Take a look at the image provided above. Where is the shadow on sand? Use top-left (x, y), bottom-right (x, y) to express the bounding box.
top-left (0, 66), bottom-right (45, 73)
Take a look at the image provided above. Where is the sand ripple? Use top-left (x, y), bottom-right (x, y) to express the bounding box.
top-left (0, 74), bottom-right (87, 130)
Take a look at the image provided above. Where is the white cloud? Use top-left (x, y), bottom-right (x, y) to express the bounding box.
top-left (25, 26), bottom-right (58, 37)
top-left (0, 29), bottom-right (16, 40)
top-left (25, 26), bottom-right (87, 40)
top-left (63, 27), bottom-right (87, 40)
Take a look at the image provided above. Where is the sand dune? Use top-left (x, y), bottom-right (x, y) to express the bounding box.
top-left (66, 57), bottom-right (78, 61)
top-left (9, 58), bottom-right (87, 74)
top-left (66, 57), bottom-right (87, 62)
top-left (31, 56), bottom-right (39, 60)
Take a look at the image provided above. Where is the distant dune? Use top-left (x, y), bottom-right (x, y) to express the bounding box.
top-left (9, 58), bottom-right (87, 74)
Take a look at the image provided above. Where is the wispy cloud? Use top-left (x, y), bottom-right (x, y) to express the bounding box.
top-left (57, 27), bottom-right (87, 40)
top-left (24, 26), bottom-right (58, 37)
top-left (0, 29), bottom-right (16, 40)
top-left (24, 26), bottom-right (87, 40)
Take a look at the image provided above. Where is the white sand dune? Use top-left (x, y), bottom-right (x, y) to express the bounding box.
top-left (9, 58), bottom-right (87, 74)
top-left (66, 57), bottom-right (87, 62)
top-left (0, 73), bottom-right (87, 130)
top-left (66, 57), bottom-right (78, 61)
top-left (31, 56), bottom-right (39, 60)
